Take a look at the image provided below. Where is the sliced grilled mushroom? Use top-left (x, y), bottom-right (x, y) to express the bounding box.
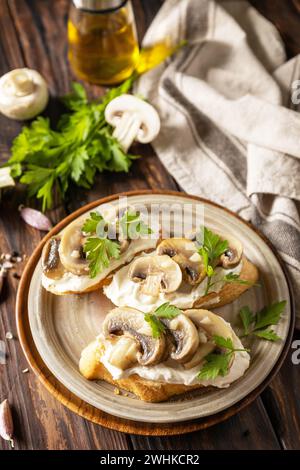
top-left (219, 234), bottom-right (243, 268)
top-left (102, 307), bottom-right (166, 367)
top-left (184, 309), bottom-right (233, 369)
top-left (59, 215), bottom-right (131, 276)
top-left (164, 314), bottom-right (199, 363)
top-left (59, 218), bottom-right (89, 275)
top-left (128, 255), bottom-right (182, 296)
top-left (108, 335), bottom-right (140, 370)
top-left (42, 237), bottom-right (65, 280)
top-left (157, 238), bottom-right (205, 285)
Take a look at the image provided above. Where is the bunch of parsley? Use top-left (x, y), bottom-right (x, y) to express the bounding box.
top-left (5, 79), bottom-right (136, 211)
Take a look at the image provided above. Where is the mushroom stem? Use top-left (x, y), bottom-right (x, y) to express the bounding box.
top-left (108, 336), bottom-right (140, 370)
top-left (112, 111), bottom-right (142, 152)
top-left (8, 70), bottom-right (34, 97)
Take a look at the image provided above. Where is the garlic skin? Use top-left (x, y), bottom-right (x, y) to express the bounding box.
top-left (0, 68), bottom-right (49, 120)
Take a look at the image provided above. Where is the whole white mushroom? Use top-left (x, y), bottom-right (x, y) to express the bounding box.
top-left (0, 68), bottom-right (49, 120)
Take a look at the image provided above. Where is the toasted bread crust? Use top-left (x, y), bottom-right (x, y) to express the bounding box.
top-left (79, 341), bottom-right (200, 402)
top-left (193, 257), bottom-right (258, 309)
top-left (44, 275), bottom-right (112, 296)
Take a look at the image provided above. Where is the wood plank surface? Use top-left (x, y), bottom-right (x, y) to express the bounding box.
top-left (0, 0), bottom-right (299, 450)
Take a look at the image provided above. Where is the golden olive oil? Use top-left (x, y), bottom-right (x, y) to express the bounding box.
top-left (68, 2), bottom-right (139, 85)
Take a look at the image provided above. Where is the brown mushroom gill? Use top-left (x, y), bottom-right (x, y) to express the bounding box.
top-left (42, 237), bottom-right (65, 280)
top-left (162, 314), bottom-right (200, 364)
top-left (156, 238), bottom-right (205, 285)
top-left (102, 308), bottom-right (166, 367)
top-left (109, 323), bottom-right (161, 366)
top-left (128, 255), bottom-right (182, 296)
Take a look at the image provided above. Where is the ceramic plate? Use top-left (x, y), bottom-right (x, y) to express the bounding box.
top-left (20, 192), bottom-right (294, 424)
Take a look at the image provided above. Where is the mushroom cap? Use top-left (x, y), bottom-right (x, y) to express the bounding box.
top-left (219, 233), bottom-right (243, 268)
top-left (0, 68), bottom-right (48, 120)
top-left (185, 309), bottom-right (233, 339)
top-left (128, 254), bottom-right (182, 295)
top-left (166, 313), bottom-right (200, 363)
top-left (102, 307), bottom-right (166, 366)
top-left (59, 217), bottom-right (89, 275)
top-left (104, 94), bottom-right (161, 144)
top-left (58, 214), bottom-right (129, 276)
top-left (183, 309), bottom-right (234, 369)
top-left (157, 238), bottom-right (205, 285)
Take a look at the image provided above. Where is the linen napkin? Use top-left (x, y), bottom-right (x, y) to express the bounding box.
top-left (136, 0), bottom-right (300, 327)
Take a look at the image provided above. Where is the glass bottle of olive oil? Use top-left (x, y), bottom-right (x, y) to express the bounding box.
top-left (68, 0), bottom-right (139, 85)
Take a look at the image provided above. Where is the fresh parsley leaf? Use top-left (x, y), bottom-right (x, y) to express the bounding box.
top-left (239, 306), bottom-right (254, 336)
top-left (238, 301), bottom-right (286, 342)
top-left (62, 82), bottom-right (88, 111)
top-left (223, 273), bottom-right (253, 285)
top-left (119, 209), bottom-right (152, 239)
top-left (83, 237), bottom-right (120, 278)
top-left (197, 353), bottom-right (232, 380)
top-left (200, 227), bottom-right (229, 264)
top-left (212, 335), bottom-right (234, 351)
top-left (82, 212), bottom-right (104, 234)
top-left (145, 303), bottom-right (182, 338)
top-left (197, 335), bottom-right (249, 380)
top-left (253, 329), bottom-right (281, 342)
top-left (154, 302), bottom-right (182, 319)
top-left (144, 313), bottom-right (166, 339)
top-left (255, 301), bottom-right (286, 330)
top-left (198, 247), bottom-right (211, 275)
top-left (197, 227), bottom-right (229, 295)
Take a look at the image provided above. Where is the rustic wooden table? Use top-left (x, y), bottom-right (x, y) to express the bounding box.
top-left (0, 0), bottom-right (300, 451)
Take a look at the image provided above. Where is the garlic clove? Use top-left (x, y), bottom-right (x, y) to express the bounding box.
top-left (19, 206), bottom-right (53, 231)
top-left (0, 399), bottom-right (14, 448)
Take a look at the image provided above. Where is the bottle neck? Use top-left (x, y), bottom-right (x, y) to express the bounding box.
top-left (72, 0), bottom-right (128, 13)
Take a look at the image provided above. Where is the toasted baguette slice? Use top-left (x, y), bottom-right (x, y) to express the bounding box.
top-left (104, 256), bottom-right (259, 311)
top-left (79, 341), bottom-right (200, 402)
top-left (42, 242), bottom-right (157, 295)
top-left (193, 257), bottom-right (259, 309)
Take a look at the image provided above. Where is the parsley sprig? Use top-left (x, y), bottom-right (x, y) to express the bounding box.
top-left (197, 227), bottom-right (251, 295)
top-left (239, 301), bottom-right (286, 341)
top-left (119, 209), bottom-right (153, 239)
top-left (5, 79), bottom-right (136, 211)
top-left (144, 303), bottom-right (182, 338)
top-left (83, 237), bottom-right (120, 279)
top-left (82, 209), bottom-right (152, 278)
top-left (197, 335), bottom-right (250, 380)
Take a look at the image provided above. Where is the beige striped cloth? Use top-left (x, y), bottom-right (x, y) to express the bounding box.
top-left (136, 0), bottom-right (300, 327)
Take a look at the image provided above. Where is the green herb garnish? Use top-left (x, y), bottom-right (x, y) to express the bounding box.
top-left (197, 227), bottom-right (251, 295)
top-left (82, 209), bottom-right (152, 278)
top-left (197, 335), bottom-right (250, 380)
top-left (239, 301), bottom-right (286, 342)
top-left (83, 237), bottom-right (120, 279)
top-left (197, 227), bottom-right (228, 294)
top-left (82, 211), bottom-right (104, 234)
top-left (144, 302), bottom-right (182, 338)
top-left (5, 79), bottom-right (136, 211)
top-left (119, 209), bottom-right (153, 239)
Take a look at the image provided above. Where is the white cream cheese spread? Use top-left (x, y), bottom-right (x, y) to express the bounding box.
top-left (42, 237), bottom-right (157, 294)
top-left (97, 328), bottom-right (250, 387)
top-left (104, 252), bottom-right (243, 311)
